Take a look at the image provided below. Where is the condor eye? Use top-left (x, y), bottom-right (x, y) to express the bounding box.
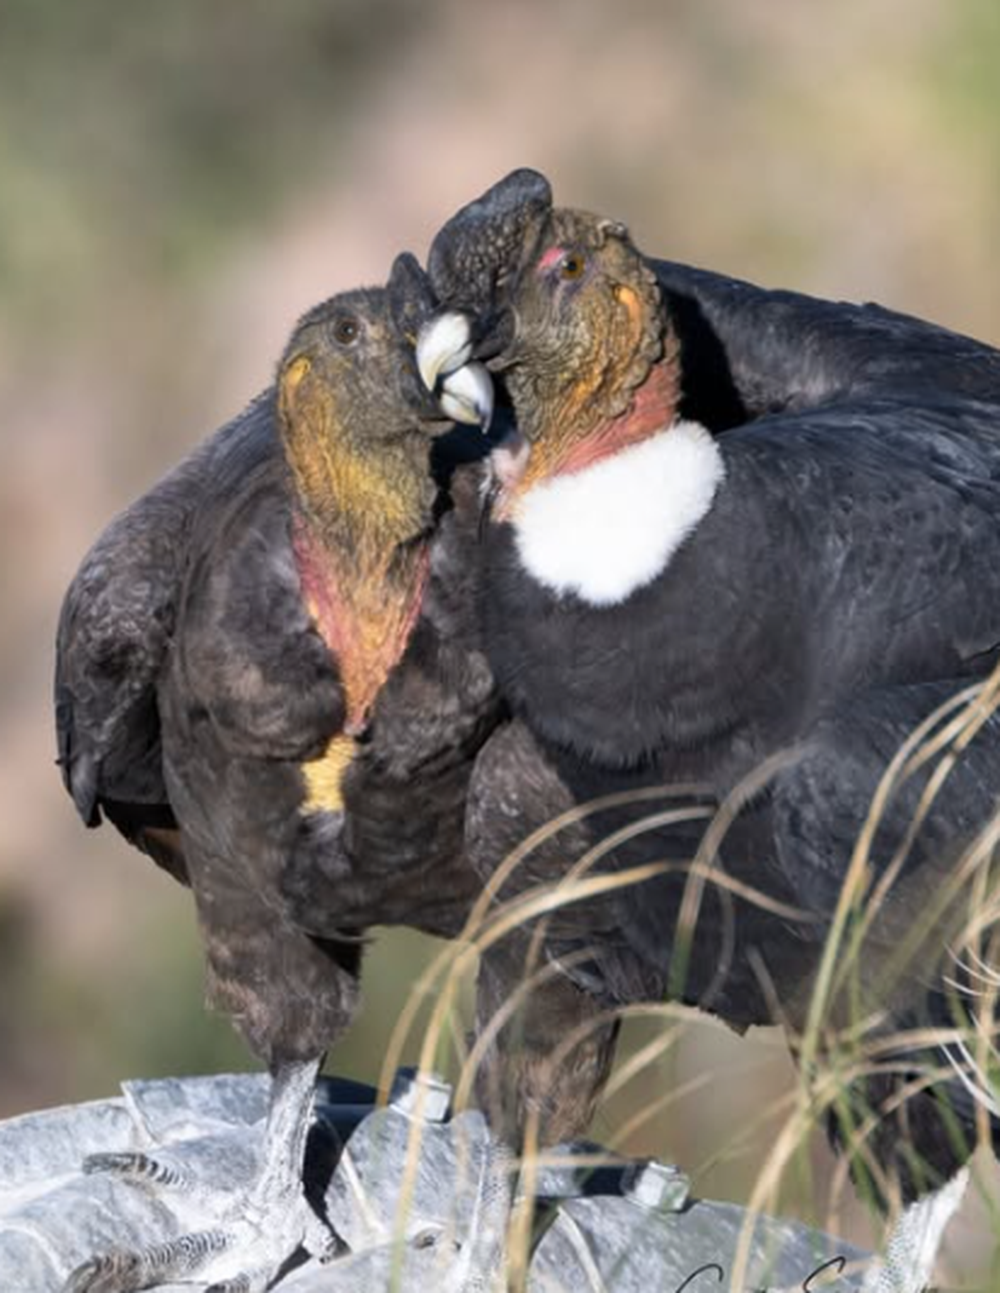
top-left (332, 315), bottom-right (362, 346)
top-left (559, 253), bottom-right (585, 280)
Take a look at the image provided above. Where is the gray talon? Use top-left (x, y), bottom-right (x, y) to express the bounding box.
top-left (63, 1062), bottom-right (336, 1291)
top-left (304, 1211), bottom-right (341, 1263)
top-left (205, 1272), bottom-right (265, 1293)
top-left (84, 1151), bottom-right (191, 1191)
top-left (65, 1230), bottom-right (231, 1293)
top-left (64, 1252), bottom-right (141, 1293)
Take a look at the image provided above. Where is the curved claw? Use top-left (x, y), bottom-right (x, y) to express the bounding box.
top-left (205, 1265), bottom-right (279, 1293)
top-left (65, 1232), bottom-right (229, 1292)
top-left (64, 1251), bottom-right (138, 1293)
top-left (84, 1151), bottom-right (193, 1191)
top-left (302, 1205), bottom-right (341, 1263)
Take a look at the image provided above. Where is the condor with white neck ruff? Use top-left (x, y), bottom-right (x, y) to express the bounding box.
top-left (418, 174), bottom-right (1000, 786)
top-left (418, 171), bottom-right (1000, 1289)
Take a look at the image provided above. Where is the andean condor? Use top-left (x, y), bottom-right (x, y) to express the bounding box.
top-left (417, 171), bottom-right (1000, 1282)
top-left (55, 256), bottom-right (499, 1293)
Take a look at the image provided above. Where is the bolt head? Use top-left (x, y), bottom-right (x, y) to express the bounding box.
top-left (623, 1159), bottom-right (690, 1211)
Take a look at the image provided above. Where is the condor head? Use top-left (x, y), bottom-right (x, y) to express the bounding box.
top-left (417, 171), bottom-right (680, 498)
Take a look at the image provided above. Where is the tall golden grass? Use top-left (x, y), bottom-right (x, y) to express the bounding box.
top-left (373, 666), bottom-right (1000, 1289)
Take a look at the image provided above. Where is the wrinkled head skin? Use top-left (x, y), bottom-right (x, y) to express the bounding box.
top-left (427, 168), bottom-right (555, 319)
top-left (276, 253), bottom-right (475, 545)
top-left (485, 208), bottom-right (668, 442)
top-left (420, 170), bottom-right (679, 465)
top-left (279, 253), bottom-right (443, 454)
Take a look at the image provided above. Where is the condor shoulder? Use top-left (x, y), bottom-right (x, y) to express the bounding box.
top-left (54, 392), bottom-right (279, 825)
top-left (654, 258), bottom-right (1000, 423)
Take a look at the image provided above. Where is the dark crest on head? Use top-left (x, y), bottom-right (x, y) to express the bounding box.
top-left (428, 169), bottom-right (554, 315)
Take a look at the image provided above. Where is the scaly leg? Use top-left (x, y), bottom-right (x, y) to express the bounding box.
top-left (65, 1057), bottom-right (338, 1293)
top-left (860, 1167), bottom-right (968, 1293)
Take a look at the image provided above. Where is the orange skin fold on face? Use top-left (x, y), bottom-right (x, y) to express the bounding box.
top-left (280, 356), bottom-right (422, 545)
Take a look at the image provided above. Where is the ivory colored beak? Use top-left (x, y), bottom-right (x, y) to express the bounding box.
top-left (417, 312), bottom-right (494, 433)
top-left (416, 312), bottom-right (474, 389)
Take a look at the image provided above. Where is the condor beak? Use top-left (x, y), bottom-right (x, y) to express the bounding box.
top-left (416, 312), bottom-right (494, 434)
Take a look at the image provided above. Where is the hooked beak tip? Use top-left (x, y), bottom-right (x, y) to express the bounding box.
top-left (416, 311), bottom-right (493, 432)
top-left (439, 361), bottom-right (494, 433)
top-left (416, 312), bottom-right (474, 393)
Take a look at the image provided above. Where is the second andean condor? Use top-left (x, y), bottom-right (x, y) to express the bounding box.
top-left (418, 170), bottom-right (1000, 1282)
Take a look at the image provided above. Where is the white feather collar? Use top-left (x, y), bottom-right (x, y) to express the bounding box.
top-left (507, 420), bottom-right (724, 606)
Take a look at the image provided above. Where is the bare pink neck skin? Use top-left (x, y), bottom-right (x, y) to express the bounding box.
top-left (494, 356), bottom-right (681, 514)
top-left (559, 357), bottom-right (680, 476)
top-left (292, 519), bottom-right (430, 734)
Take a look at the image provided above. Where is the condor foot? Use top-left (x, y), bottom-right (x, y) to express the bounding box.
top-left (64, 1147), bottom-right (339, 1292)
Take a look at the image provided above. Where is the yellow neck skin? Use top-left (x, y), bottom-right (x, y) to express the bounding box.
top-left (280, 356), bottom-right (434, 813)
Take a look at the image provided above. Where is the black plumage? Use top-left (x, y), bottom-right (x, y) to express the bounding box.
top-left (425, 191), bottom-right (1000, 783)
top-left (55, 259), bottom-right (498, 1292)
top-left (418, 171), bottom-right (1000, 1212)
top-left (55, 392), bottom-right (276, 883)
top-left (465, 687), bottom-right (1000, 1203)
top-left (479, 398), bottom-right (1000, 781)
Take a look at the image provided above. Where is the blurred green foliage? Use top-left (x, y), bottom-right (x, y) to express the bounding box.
top-left (0, 0), bottom-right (420, 326)
top-left (931, 0), bottom-right (1000, 192)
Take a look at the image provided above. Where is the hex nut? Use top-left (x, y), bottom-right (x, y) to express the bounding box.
top-left (623, 1159), bottom-right (690, 1211)
top-left (389, 1067), bottom-right (452, 1123)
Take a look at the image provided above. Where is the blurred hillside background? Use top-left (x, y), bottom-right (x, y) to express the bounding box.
top-left (1, 0), bottom-right (999, 1282)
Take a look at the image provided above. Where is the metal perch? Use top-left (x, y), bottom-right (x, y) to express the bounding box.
top-left (0, 1069), bottom-right (881, 1291)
